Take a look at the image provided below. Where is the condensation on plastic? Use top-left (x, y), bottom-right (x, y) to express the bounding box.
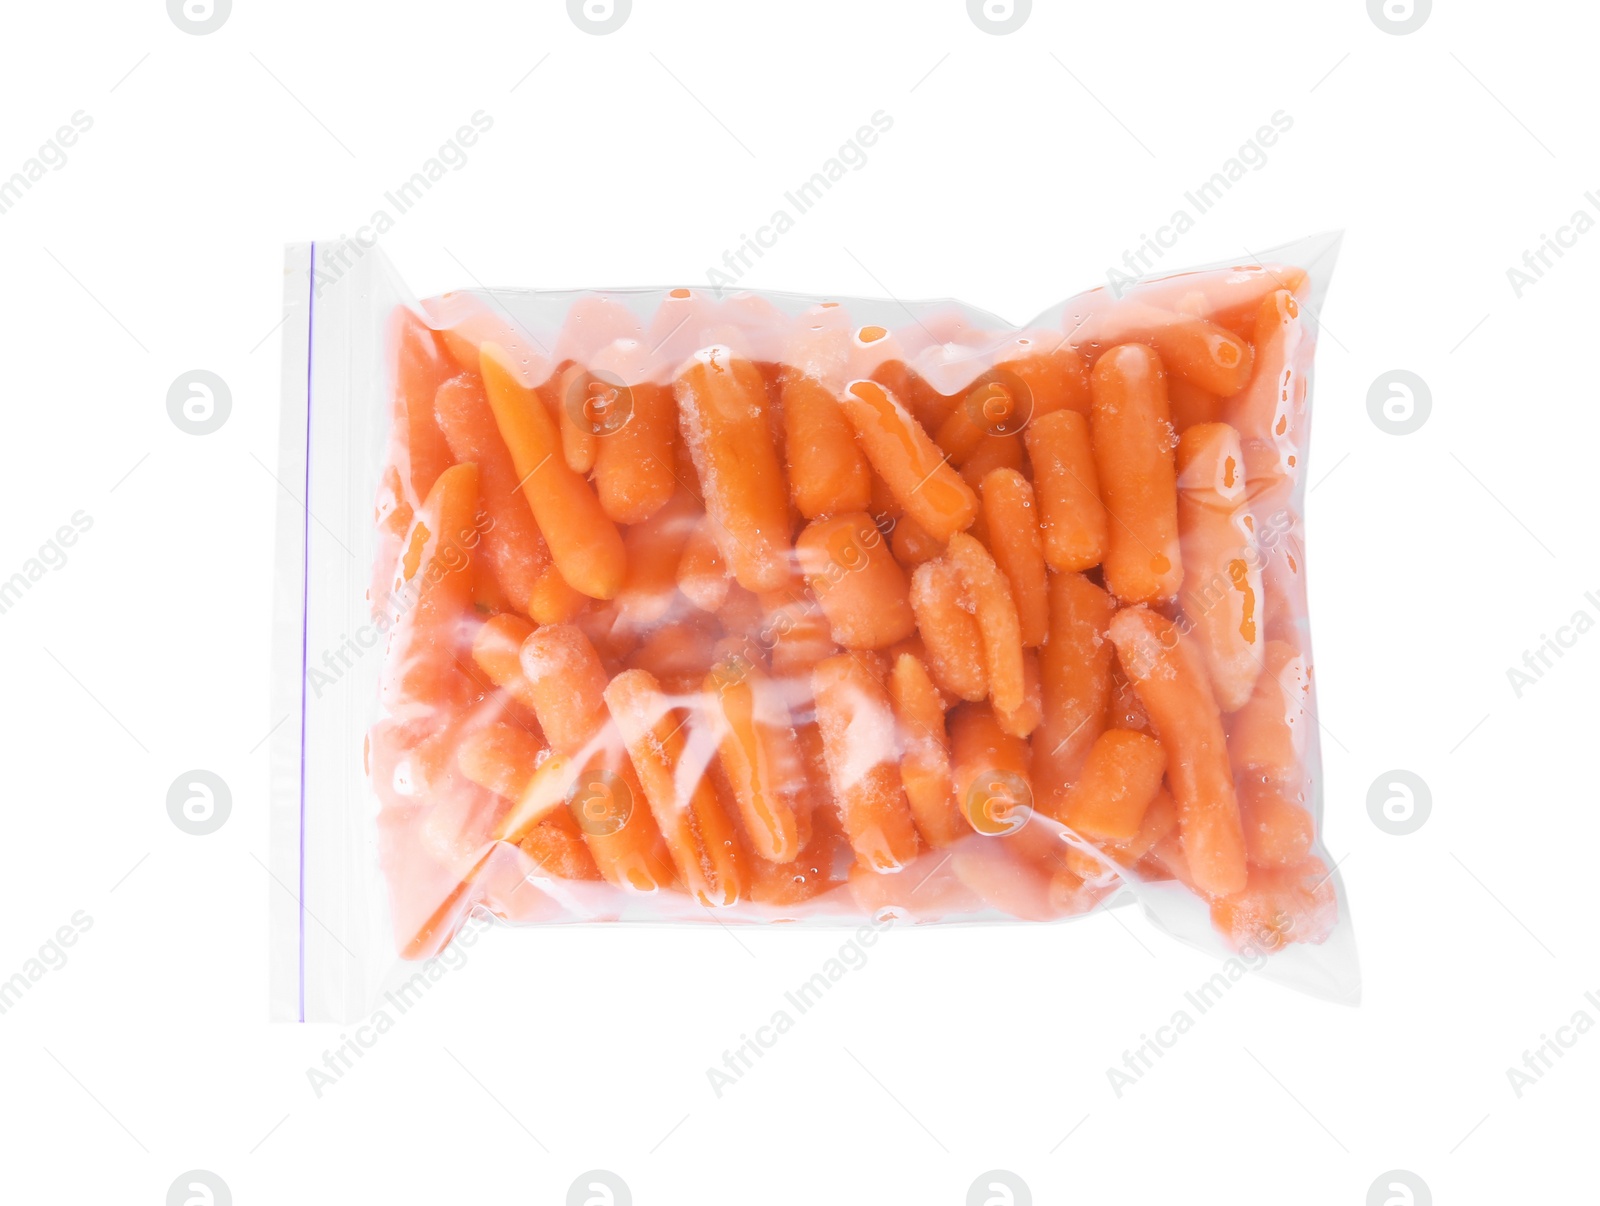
top-left (270, 235), bottom-right (1357, 1023)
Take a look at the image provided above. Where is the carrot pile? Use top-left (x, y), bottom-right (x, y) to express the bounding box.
top-left (368, 265), bottom-right (1336, 959)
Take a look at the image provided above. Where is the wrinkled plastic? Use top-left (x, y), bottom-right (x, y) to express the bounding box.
top-left (270, 235), bottom-right (1356, 1022)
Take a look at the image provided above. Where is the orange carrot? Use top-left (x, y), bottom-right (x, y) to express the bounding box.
top-left (979, 468), bottom-right (1049, 647)
top-left (1168, 378), bottom-right (1224, 433)
top-left (1089, 343), bottom-right (1183, 602)
top-left (949, 703), bottom-right (1033, 838)
top-left (956, 433), bottom-right (1025, 490)
top-left (1230, 290), bottom-right (1305, 444)
top-left (760, 588), bottom-right (837, 679)
top-left (480, 342), bottom-right (626, 600)
top-left (1176, 422), bottom-right (1265, 712)
top-left (997, 343), bottom-right (1092, 420)
top-left (909, 556), bottom-right (987, 702)
top-left (996, 648), bottom-right (1043, 740)
top-left (394, 310), bottom-right (456, 503)
top-left (1102, 786), bottom-right (1178, 867)
top-left (1227, 639), bottom-right (1310, 785)
top-left (528, 563), bottom-right (589, 625)
top-left (389, 462), bottom-right (480, 714)
top-left (945, 533), bottom-right (1026, 727)
top-left (838, 379), bottom-right (977, 542)
top-left (434, 372), bottom-right (549, 613)
top-left (470, 613), bottom-right (541, 714)
top-left (796, 512), bottom-right (915, 650)
top-left (457, 720), bottom-right (547, 802)
top-left (705, 664), bottom-right (807, 863)
top-left (1108, 605), bottom-right (1246, 898)
top-left (677, 513), bottom-right (730, 613)
top-left (615, 491), bottom-right (699, 629)
top-left (1237, 779), bottom-right (1313, 868)
top-left (888, 652), bottom-right (964, 847)
top-left (811, 653), bottom-right (920, 872)
top-left (604, 667), bottom-right (746, 905)
top-left (1060, 729), bottom-right (1166, 841)
top-left (594, 379), bottom-right (678, 525)
top-left (1141, 312), bottom-right (1254, 396)
top-left (674, 347), bottom-right (792, 592)
top-left (1031, 572), bottom-right (1113, 812)
top-left (1024, 410), bottom-right (1106, 573)
top-left (781, 372), bottom-right (872, 518)
top-left (519, 625), bottom-right (611, 758)
top-left (518, 810), bottom-right (602, 881)
top-left (888, 514), bottom-right (944, 568)
top-left (555, 361), bottom-right (600, 475)
top-left (1210, 856), bottom-right (1336, 950)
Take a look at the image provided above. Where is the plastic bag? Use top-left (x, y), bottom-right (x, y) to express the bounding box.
top-left (269, 234), bottom-right (1357, 1023)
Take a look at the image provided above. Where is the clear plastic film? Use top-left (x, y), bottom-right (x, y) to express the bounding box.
top-left (269, 234), bottom-right (1356, 1023)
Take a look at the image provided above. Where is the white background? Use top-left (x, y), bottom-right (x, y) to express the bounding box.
top-left (1, 1), bottom-right (1595, 1202)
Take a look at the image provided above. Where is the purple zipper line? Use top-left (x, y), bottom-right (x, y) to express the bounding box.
top-left (298, 243), bottom-right (316, 1023)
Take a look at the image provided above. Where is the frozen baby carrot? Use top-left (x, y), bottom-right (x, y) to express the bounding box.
top-left (1024, 410), bottom-right (1105, 573)
top-left (677, 513), bottom-right (730, 614)
top-left (889, 514), bottom-right (943, 568)
top-left (1168, 378), bottom-right (1225, 433)
top-left (997, 342), bottom-right (1091, 420)
top-left (1176, 422), bottom-right (1265, 712)
top-left (492, 753), bottom-right (577, 846)
top-left (519, 624), bottom-right (611, 758)
top-left (1141, 312), bottom-right (1254, 397)
top-left (394, 309), bottom-right (457, 504)
top-left (945, 533), bottom-right (1028, 731)
top-left (811, 653), bottom-right (920, 872)
top-left (480, 342), bottom-right (626, 600)
top-left (615, 491), bottom-right (699, 630)
top-left (908, 557), bottom-right (987, 701)
top-left (1236, 779), bottom-right (1313, 868)
top-left (1089, 343), bottom-right (1183, 603)
top-left (957, 434), bottom-right (1025, 491)
top-left (979, 469), bottom-right (1049, 648)
top-left (1059, 729), bottom-right (1166, 841)
top-left (457, 720), bottom-right (546, 803)
top-left (1036, 599), bottom-right (1106, 817)
top-left (604, 668), bottom-right (746, 905)
top-left (433, 372), bottom-right (549, 612)
top-left (389, 461), bottom-right (480, 714)
top-left (555, 361), bottom-right (600, 475)
top-left (470, 613), bottom-right (541, 714)
top-left (593, 372), bottom-right (678, 525)
top-left (674, 347), bottom-right (792, 593)
top-left (630, 618), bottom-right (717, 694)
top-left (949, 702), bottom-right (1034, 838)
top-left (796, 512), bottom-right (915, 650)
top-left (781, 371), bottom-right (872, 518)
top-left (518, 809), bottom-right (602, 882)
top-left (1102, 786), bottom-right (1178, 868)
top-left (1227, 639), bottom-right (1311, 785)
top-left (529, 563), bottom-right (589, 625)
top-left (934, 368), bottom-right (1033, 465)
top-left (1108, 606), bottom-right (1247, 898)
top-left (838, 379), bottom-right (978, 542)
top-left (950, 838), bottom-right (1058, 921)
top-left (705, 665), bottom-right (806, 864)
top-left (1230, 290), bottom-right (1304, 444)
top-left (517, 625), bottom-right (673, 891)
top-left (1210, 856), bottom-right (1336, 951)
top-left (888, 652), bottom-right (964, 847)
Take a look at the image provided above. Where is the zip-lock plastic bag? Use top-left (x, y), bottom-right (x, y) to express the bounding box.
top-left (270, 234), bottom-right (1356, 1022)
